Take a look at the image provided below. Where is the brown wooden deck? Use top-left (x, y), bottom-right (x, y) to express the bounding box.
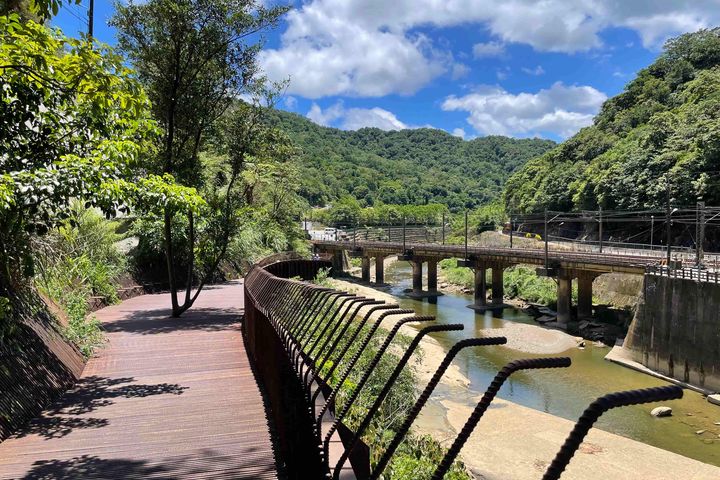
top-left (0, 281), bottom-right (281, 480)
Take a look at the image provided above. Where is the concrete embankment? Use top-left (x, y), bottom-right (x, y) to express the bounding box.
top-left (625, 274), bottom-right (720, 392)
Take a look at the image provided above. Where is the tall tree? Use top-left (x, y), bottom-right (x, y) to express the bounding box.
top-left (111, 0), bottom-right (288, 316)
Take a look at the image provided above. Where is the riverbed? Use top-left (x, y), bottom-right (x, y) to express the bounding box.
top-left (372, 260), bottom-right (720, 467)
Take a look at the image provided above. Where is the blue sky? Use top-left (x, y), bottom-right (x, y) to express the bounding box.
top-left (53, 1), bottom-right (719, 142)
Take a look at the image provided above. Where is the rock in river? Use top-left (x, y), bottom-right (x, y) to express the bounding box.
top-left (651, 406), bottom-right (673, 417)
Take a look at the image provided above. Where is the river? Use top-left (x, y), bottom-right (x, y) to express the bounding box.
top-left (379, 260), bottom-right (720, 467)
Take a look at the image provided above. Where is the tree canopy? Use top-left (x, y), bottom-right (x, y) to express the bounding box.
top-left (267, 109), bottom-right (555, 212)
top-left (504, 28), bottom-right (720, 213)
top-left (0, 13), bottom-right (200, 289)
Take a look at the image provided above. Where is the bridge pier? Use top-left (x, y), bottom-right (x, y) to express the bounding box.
top-left (491, 266), bottom-right (505, 306)
top-left (411, 260), bottom-right (423, 295)
top-left (375, 255), bottom-right (385, 284)
top-left (331, 250), bottom-right (346, 273)
top-left (427, 259), bottom-right (438, 293)
top-left (361, 256), bottom-right (371, 282)
top-left (557, 270), bottom-right (573, 325)
top-left (577, 272), bottom-right (597, 319)
top-left (473, 266), bottom-right (487, 308)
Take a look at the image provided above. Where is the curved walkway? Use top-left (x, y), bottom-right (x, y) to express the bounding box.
top-left (0, 281), bottom-right (280, 480)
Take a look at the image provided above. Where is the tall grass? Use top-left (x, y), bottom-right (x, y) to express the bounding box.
top-left (34, 203), bottom-right (126, 356)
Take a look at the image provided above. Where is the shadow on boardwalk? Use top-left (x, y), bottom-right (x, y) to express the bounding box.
top-left (102, 307), bottom-right (240, 335)
top-left (14, 376), bottom-right (187, 440)
top-left (22, 448), bottom-right (276, 479)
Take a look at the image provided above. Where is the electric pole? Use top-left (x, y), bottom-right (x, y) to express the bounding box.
top-left (88, 0), bottom-right (94, 38)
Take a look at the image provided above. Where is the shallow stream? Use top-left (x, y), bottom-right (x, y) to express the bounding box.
top-left (380, 260), bottom-right (720, 466)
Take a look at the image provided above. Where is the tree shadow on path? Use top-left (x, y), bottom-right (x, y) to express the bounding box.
top-left (22, 448), bottom-right (278, 480)
top-left (14, 376), bottom-right (187, 440)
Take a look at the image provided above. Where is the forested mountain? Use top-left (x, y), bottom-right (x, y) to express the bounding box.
top-left (504, 28), bottom-right (720, 213)
top-left (268, 110), bottom-right (555, 211)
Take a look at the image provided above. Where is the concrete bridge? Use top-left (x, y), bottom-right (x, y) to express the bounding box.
top-left (313, 240), bottom-right (659, 324)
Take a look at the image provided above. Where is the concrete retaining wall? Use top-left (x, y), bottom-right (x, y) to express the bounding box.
top-left (0, 291), bottom-right (85, 441)
top-left (626, 274), bottom-right (720, 392)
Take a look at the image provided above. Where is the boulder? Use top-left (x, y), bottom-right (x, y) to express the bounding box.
top-left (708, 394), bottom-right (720, 407)
top-left (650, 406), bottom-right (673, 417)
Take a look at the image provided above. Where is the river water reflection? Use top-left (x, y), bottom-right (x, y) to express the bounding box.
top-left (381, 260), bottom-right (720, 466)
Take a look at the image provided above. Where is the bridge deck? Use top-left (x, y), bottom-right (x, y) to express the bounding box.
top-left (314, 240), bottom-right (659, 273)
top-left (0, 282), bottom-right (280, 480)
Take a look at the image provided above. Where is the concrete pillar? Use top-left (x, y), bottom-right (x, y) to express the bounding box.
top-left (577, 273), bottom-right (595, 319)
top-left (331, 251), bottom-right (345, 273)
top-left (427, 259), bottom-right (438, 293)
top-left (375, 256), bottom-right (385, 284)
top-left (411, 260), bottom-right (423, 295)
top-left (474, 267), bottom-right (487, 307)
top-left (491, 266), bottom-right (504, 305)
top-left (361, 256), bottom-right (371, 282)
top-left (557, 270), bottom-right (572, 324)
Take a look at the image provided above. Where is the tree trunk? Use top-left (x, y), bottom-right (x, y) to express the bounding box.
top-left (163, 209), bottom-right (181, 316)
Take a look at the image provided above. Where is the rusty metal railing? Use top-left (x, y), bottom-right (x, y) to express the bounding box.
top-left (243, 258), bottom-right (684, 480)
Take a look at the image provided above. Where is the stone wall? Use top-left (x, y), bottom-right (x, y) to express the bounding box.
top-left (625, 274), bottom-right (720, 392)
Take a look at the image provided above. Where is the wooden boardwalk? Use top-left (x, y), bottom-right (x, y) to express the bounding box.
top-left (0, 281), bottom-right (281, 479)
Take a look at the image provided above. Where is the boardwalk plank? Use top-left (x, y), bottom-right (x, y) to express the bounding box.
top-left (0, 281), bottom-right (280, 480)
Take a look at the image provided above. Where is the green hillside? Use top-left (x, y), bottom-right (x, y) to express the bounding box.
top-left (504, 28), bottom-right (720, 213)
top-left (268, 110), bottom-right (555, 211)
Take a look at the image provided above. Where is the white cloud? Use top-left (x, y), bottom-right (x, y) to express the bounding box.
top-left (306, 102), bottom-right (409, 131)
top-left (521, 65), bottom-right (545, 76)
top-left (472, 41), bottom-right (505, 58)
top-left (284, 96), bottom-right (298, 110)
top-left (261, 1), bottom-right (720, 98)
top-left (452, 128), bottom-right (466, 139)
top-left (343, 108), bottom-right (408, 130)
top-left (307, 101), bottom-right (345, 126)
top-left (451, 63), bottom-right (471, 80)
top-left (442, 82), bottom-right (607, 139)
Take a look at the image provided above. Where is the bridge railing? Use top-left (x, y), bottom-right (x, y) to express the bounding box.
top-left (646, 264), bottom-right (720, 283)
top-left (243, 257), bottom-right (684, 480)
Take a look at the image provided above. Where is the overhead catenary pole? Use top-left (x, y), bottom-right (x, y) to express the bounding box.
top-left (697, 201), bottom-right (706, 268)
top-left (598, 206), bottom-right (603, 253)
top-left (650, 215), bottom-right (655, 250)
top-left (509, 213), bottom-right (513, 249)
top-left (88, 0), bottom-right (94, 37)
top-left (666, 183), bottom-right (672, 267)
top-left (544, 209), bottom-right (549, 270)
top-left (402, 215), bottom-right (407, 252)
top-left (464, 210), bottom-right (469, 261)
top-left (442, 212), bottom-right (446, 245)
